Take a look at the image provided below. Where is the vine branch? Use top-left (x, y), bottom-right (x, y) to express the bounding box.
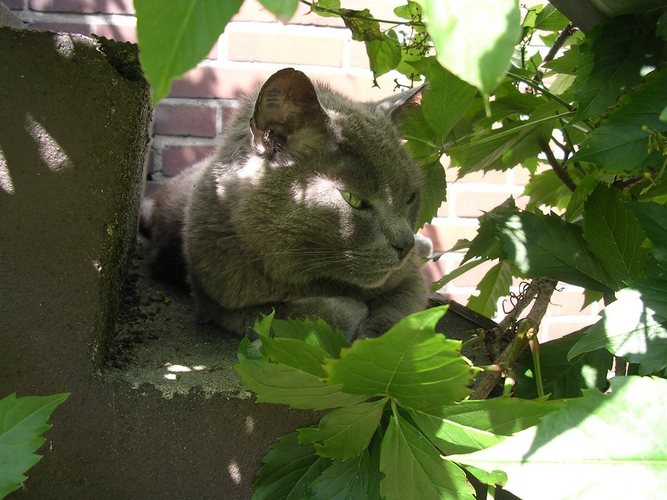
top-left (471, 278), bottom-right (557, 399)
top-left (540, 139), bottom-right (577, 192)
top-left (299, 0), bottom-right (423, 27)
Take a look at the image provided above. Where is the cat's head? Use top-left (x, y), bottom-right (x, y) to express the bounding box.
top-left (235, 68), bottom-right (424, 289)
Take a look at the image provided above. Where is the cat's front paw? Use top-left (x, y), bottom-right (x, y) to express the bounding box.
top-left (354, 315), bottom-right (397, 340)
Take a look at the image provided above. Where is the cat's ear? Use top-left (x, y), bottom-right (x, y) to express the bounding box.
top-left (250, 68), bottom-right (329, 155)
top-left (371, 84), bottom-right (424, 123)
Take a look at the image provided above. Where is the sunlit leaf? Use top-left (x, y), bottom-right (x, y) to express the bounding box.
top-left (568, 278), bottom-right (667, 374)
top-left (410, 397), bottom-right (561, 455)
top-left (420, 0), bottom-right (521, 96)
top-left (467, 260), bottom-right (513, 318)
top-left (135, 0), bottom-right (243, 102)
top-left (491, 210), bottom-right (615, 292)
top-left (298, 399), bottom-right (386, 460)
top-left (380, 413), bottom-right (474, 499)
top-left (450, 377), bottom-right (667, 500)
top-left (341, 8), bottom-right (382, 41)
top-left (270, 317), bottom-right (350, 359)
top-left (235, 359), bottom-right (366, 410)
top-left (365, 34), bottom-right (402, 78)
top-left (411, 57), bottom-right (478, 144)
top-left (259, 0), bottom-right (299, 23)
top-left (311, 0), bottom-right (340, 18)
top-left (0, 393), bottom-right (69, 499)
top-left (534, 4), bottom-right (569, 32)
top-left (327, 308), bottom-right (478, 415)
top-left (253, 433), bottom-right (330, 500)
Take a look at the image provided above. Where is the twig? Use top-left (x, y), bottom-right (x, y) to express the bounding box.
top-left (471, 278), bottom-right (557, 399)
top-left (543, 23), bottom-right (576, 64)
top-left (540, 139), bottom-right (577, 192)
top-left (299, 0), bottom-right (423, 27)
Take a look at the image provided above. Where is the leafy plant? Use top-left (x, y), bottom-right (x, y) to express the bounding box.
top-left (237, 310), bottom-right (561, 498)
top-left (0, 393), bottom-right (69, 499)
top-left (132, 0), bottom-right (667, 497)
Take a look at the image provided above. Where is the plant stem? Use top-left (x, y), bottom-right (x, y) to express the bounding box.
top-left (299, 0), bottom-right (422, 27)
top-left (507, 71), bottom-right (575, 111)
top-left (540, 139), bottom-right (577, 192)
top-left (470, 278), bottom-right (557, 399)
top-left (543, 23), bottom-right (576, 64)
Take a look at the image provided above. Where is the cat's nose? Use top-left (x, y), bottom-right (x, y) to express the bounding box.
top-left (391, 235), bottom-right (415, 261)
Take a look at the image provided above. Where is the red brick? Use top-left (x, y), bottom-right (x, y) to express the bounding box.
top-left (161, 146), bottom-right (216, 177)
top-left (227, 30), bottom-right (343, 67)
top-left (170, 67), bottom-right (271, 99)
top-left (94, 23), bottom-right (136, 42)
top-left (154, 104), bottom-right (217, 138)
top-left (546, 290), bottom-right (600, 317)
top-left (4, 0), bottom-right (24, 9)
top-left (30, 0), bottom-right (134, 14)
top-left (29, 21), bottom-right (93, 35)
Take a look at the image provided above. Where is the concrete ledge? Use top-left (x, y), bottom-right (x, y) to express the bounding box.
top-left (0, 28), bottom-right (316, 499)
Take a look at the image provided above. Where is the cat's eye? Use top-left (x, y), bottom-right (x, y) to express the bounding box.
top-left (407, 192), bottom-right (418, 204)
top-left (340, 190), bottom-right (366, 209)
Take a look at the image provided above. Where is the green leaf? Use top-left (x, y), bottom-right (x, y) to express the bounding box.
top-left (450, 377), bottom-right (667, 500)
top-left (261, 336), bottom-right (330, 378)
top-left (467, 260), bottom-right (513, 318)
top-left (0, 393), bottom-right (69, 499)
top-left (420, 0), bottom-right (521, 96)
top-left (571, 68), bottom-right (667, 172)
top-left (311, 0), bottom-right (340, 18)
top-left (341, 9), bottom-right (383, 41)
top-left (365, 34), bottom-right (402, 78)
top-left (259, 0), bottom-right (299, 23)
top-left (571, 16), bottom-right (660, 121)
top-left (533, 4), bottom-right (569, 32)
top-left (523, 169), bottom-right (572, 211)
top-left (410, 412), bottom-right (505, 456)
top-left (310, 446), bottom-right (382, 500)
top-left (298, 399), bottom-right (386, 460)
top-left (632, 201), bottom-right (667, 264)
top-left (135, 0), bottom-right (244, 102)
top-left (253, 433), bottom-right (330, 500)
top-left (394, 1), bottom-right (422, 21)
top-left (448, 107), bottom-right (560, 176)
top-left (380, 413), bottom-right (474, 499)
top-left (492, 210), bottom-right (615, 292)
top-left (564, 176), bottom-right (599, 222)
top-left (568, 278), bottom-right (667, 374)
top-left (235, 359), bottom-right (366, 410)
top-left (515, 327), bottom-right (612, 399)
top-left (410, 397), bottom-right (561, 455)
top-left (431, 258), bottom-right (488, 291)
top-left (462, 199), bottom-right (516, 264)
top-left (270, 318), bottom-right (350, 359)
top-left (411, 58), bottom-right (478, 145)
top-left (582, 184), bottom-right (647, 288)
top-left (327, 308), bottom-right (478, 415)
top-left (417, 160), bottom-right (447, 228)
top-left (543, 46), bottom-right (580, 76)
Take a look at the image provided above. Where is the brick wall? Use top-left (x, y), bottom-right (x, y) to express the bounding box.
top-left (4, 0), bottom-right (602, 340)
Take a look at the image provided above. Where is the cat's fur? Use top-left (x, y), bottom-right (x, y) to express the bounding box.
top-left (142, 68), bottom-right (429, 339)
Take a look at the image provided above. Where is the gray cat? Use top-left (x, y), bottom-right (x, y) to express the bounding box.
top-left (142, 68), bottom-right (429, 339)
